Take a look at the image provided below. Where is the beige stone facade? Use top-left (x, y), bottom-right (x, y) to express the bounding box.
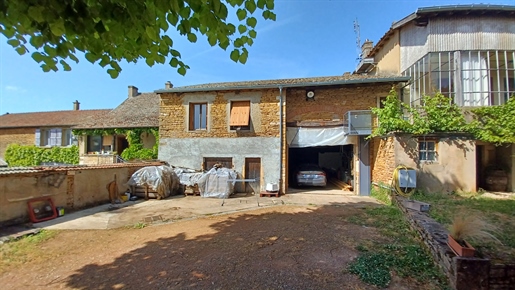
top-left (0, 127), bottom-right (35, 159)
top-left (160, 89), bottom-right (280, 139)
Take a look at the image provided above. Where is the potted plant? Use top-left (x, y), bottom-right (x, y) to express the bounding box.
top-left (447, 214), bottom-right (501, 257)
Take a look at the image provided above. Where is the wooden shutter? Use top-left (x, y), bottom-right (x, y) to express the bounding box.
top-left (189, 103), bottom-right (194, 130)
top-left (230, 101), bottom-right (250, 126)
top-left (35, 129), bottom-right (41, 146)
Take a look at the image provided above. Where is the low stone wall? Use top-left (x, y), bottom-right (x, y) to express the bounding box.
top-left (394, 196), bottom-right (515, 289)
top-left (0, 162), bottom-right (162, 227)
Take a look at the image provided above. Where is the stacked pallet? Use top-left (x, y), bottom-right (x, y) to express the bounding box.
top-left (329, 178), bottom-right (353, 191)
top-left (132, 184), bottom-right (160, 200)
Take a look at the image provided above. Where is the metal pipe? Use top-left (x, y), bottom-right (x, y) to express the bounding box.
top-left (278, 86), bottom-right (284, 194)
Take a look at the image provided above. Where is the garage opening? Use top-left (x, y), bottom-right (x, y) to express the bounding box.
top-left (288, 145), bottom-right (354, 190)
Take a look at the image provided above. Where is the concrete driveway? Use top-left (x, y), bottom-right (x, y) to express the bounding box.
top-left (33, 186), bottom-right (377, 230)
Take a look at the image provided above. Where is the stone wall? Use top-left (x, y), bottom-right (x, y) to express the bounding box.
top-left (370, 136), bottom-right (396, 185)
top-left (160, 89), bottom-right (280, 138)
top-left (394, 195), bottom-right (515, 289)
top-left (0, 127), bottom-right (35, 159)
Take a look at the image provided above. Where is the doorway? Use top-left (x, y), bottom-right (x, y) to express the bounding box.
top-left (245, 158), bottom-right (261, 193)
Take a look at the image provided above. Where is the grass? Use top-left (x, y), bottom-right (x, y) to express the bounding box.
top-left (0, 230), bottom-right (57, 272)
top-left (347, 205), bottom-right (449, 289)
top-left (411, 191), bottom-right (515, 262)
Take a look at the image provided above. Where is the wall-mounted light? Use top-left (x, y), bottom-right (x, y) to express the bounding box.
top-left (306, 90), bottom-right (315, 101)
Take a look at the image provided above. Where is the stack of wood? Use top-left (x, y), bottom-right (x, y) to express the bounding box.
top-left (184, 184), bottom-right (200, 196)
top-left (329, 178), bottom-right (353, 191)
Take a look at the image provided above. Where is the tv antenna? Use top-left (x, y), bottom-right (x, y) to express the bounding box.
top-left (353, 18), bottom-right (362, 63)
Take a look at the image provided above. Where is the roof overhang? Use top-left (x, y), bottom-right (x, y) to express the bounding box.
top-left (369, 4), bottom-right (515, 57)
top-left (154, 76), bottom-right (410, 94)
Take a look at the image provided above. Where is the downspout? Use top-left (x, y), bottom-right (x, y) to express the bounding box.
top-left (278, 86), bottom-right (284, 194)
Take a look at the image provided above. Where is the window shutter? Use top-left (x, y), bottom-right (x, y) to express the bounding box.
top-left (35, 129), bottom-right (41, 146)
top-left (230, 101), bottom-right (250, 126)
top-left (189, 104), bottom-right (194, 130)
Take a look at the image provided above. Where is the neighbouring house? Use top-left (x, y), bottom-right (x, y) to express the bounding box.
top-left (73, 85), bottom-right (160, 165)
top-left (356, 4), bottom-right (515, 192)
top-left (156, 75), bottom-right (409, 195)
top-left (0, 101), bottom-right (109, 165)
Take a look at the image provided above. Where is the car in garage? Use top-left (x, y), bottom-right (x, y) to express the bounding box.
top-left (294, 164), bottom-right (327, 187)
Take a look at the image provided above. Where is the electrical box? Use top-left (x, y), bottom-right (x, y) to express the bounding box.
top-left (398, 169), bottom-right (417, 188)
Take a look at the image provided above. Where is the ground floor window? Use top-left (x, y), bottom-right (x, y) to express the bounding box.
top-left (419, 139), bottom-right (437, 162)
top-left (87, 135), bottom-right (102, 153)
top-left (203, 157), bottom-right (233, 170)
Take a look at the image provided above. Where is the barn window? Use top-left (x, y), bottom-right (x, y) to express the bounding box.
top-left (419, 139), bottom-right (437, 162)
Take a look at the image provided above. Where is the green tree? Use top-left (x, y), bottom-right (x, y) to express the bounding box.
top-left (0, 0), bottom-right (276, 78)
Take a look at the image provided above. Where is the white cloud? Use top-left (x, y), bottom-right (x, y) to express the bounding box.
top-left (4, 85), bottom-right (27, 93)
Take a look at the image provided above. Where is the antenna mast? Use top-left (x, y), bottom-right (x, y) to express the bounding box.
top-left (353, 18), bottom-right (361, 63)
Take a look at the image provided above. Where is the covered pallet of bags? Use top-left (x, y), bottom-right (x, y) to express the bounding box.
top-left (127, 165), bottom-right (180, 199)
top-left (197, 167), bottom-right (237, 199)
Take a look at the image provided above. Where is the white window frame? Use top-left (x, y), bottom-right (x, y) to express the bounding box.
top-left (419, 139), bottom-right (437, 162)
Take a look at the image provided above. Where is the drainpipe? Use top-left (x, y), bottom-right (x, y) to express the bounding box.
top-left (278, 86), bottom-right (284, 194)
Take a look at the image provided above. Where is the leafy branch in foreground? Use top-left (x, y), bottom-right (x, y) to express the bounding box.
top-left (0, 0), bottom-right (276, 78)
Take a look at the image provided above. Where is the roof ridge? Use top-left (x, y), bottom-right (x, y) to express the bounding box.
top-left (1, 109), bottom-right (112, 116)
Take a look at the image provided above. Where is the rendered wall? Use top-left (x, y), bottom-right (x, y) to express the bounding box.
top-left (372, 31), bottom-right (401, 76)
top-left (0, 165), bottom-right (145, 226)
top-left (393, 135), bottom-right (476, 193)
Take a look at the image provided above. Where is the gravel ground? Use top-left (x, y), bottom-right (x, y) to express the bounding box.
top-left (1, 203), bottom-right (434, 289)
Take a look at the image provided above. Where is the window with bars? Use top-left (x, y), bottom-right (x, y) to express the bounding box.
top-left (419, 140), bottom-right (437, 162)
top-left (403, 50), bottom-right (515, 107)
top-left (189, 103), bottom-right (207, 131)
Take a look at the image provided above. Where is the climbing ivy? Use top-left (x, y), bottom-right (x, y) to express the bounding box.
top-left (5, 144), bottom-right (79, 166)
top-left (72, 127), bottom-right (159, 160)
top-left (371, 89), bottom-right (515, 145)
top-left (370, 89), bottom-right (470, 137)
top-left (470, 95), bottom-right (515, 145)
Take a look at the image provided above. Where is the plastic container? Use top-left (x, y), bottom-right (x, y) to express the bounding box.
top-left (56, 207), bottom-right (65, 217)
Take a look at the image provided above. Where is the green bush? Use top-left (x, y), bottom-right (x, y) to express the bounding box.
top-left (5, 144), bottom-right (79, 166)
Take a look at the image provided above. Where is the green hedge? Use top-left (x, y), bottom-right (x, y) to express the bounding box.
top-left (5, 144), bottom-right (79, 167)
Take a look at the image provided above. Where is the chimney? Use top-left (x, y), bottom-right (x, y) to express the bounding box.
top-left (361, 39), bottom-right (374, 58)
top-left (73, 100), bottom-right (80, 111)
top-left (128, 85), bottom-right (139, 98)
top-left (165, 81), bottom-right (173, 89)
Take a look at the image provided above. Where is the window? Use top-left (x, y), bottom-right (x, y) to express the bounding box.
top-left (378, 97), bottom-right (387, 108)
top-left (189, 103), bottom-right (207, 131)
top-left (44, 128), bottom-right (62, 146)
top-left (203, 157), bottom-right (233, 170)
top-left (229, 101), bottom-right (250, 130)
top-left (419, 140), bottom-right (437, 162)
top-left (87, 135), bottom-right (102, 153)
top-left (63, 129), bottom-right (75, 146)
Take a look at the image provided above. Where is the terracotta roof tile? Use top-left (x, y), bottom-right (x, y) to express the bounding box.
top-left (0, 109), bottom-right (111, 129)
top-left (0, 162), bottom-right (165, 175)
top-left (75, 93), bottom-right (159, 129)
top-left (156, 74), bottom-right (408, 93)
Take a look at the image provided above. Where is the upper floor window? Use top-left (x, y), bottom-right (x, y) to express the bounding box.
top-left (229, 101), bottom-right (250, 130)
top-left (419, 139), bottom-right (437, 162)
top-left (403, 50), bottom-right (515, 107)
top-left (189, 103), bottom-right (207, 131)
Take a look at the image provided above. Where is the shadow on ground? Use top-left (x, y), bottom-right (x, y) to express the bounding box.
top-left (62, 201), bottom-right (386, 289)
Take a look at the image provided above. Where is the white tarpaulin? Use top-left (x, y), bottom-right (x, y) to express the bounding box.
top-left (287, 127), bottom-right (357, 148)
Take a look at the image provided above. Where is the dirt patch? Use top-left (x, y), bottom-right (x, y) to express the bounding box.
top-left (1, 203), bottom-right (432, 289)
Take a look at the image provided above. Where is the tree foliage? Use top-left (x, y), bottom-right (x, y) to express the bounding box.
top-left (0, 0), bottom-right (276, 78)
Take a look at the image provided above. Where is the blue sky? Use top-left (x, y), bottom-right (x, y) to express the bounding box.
top-left (0, 0), bottom-right (513, 114)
